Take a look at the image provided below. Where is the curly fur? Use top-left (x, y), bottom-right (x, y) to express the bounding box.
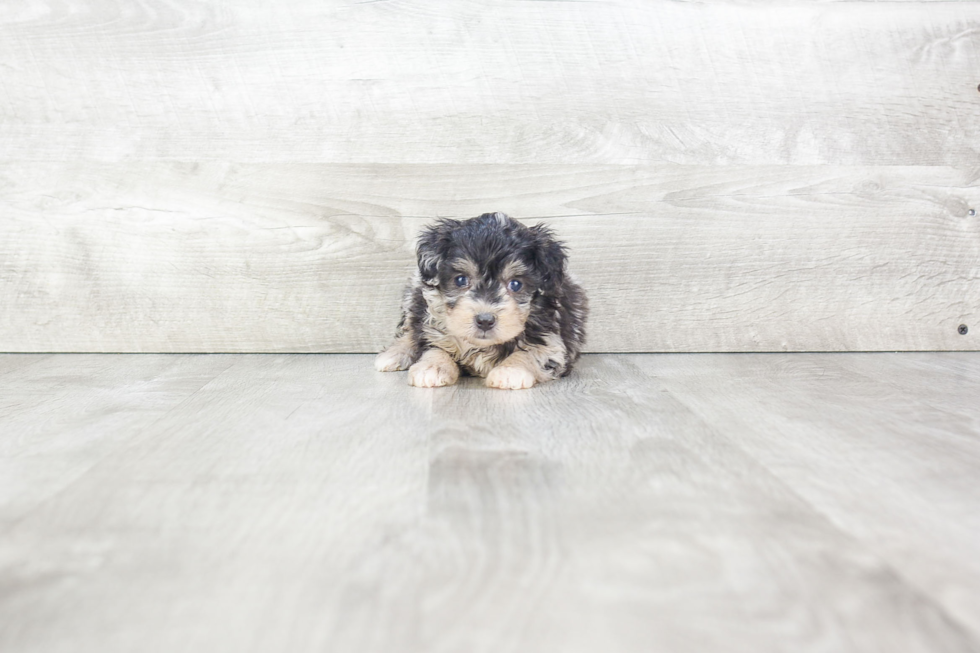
top-left (375, 212), bottom-right (588, 389)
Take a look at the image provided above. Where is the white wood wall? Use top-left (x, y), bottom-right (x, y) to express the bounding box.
top-left (1, 0), bottom-right (978, 352)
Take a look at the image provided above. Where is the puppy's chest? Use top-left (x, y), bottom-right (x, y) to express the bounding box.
top-left (422, 327), bottom-right (504, 377)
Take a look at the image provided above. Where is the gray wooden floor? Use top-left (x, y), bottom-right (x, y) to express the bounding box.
top-left (1, 353), bottom-right (978, 653)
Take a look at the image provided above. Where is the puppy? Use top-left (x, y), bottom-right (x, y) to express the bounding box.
top-left (375, 212), bottom-right (588, 389)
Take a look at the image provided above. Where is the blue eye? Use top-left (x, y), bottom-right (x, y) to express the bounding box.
top-left (454, 275), bottom-right (468, 287)
top-left (508, 279), bottom-right (523, 292)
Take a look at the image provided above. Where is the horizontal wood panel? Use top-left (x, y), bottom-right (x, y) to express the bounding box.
top-left (1, 1), bottom-right (978, 165)
top-left (2, 163), bottom-right (977, 352)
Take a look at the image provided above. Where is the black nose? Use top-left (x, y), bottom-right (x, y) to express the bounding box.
top-left (475, 313), bottom-right (496, 331)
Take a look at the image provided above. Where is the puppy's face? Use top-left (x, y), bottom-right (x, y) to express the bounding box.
top-left (416, 212), bottom-right (566, 346)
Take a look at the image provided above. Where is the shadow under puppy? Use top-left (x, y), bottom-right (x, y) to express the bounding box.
top-left (376, 212), bottom-right (588, 389)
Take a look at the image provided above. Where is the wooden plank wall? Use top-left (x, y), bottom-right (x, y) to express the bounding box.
top-left (1, 0), bottom-right (978, 353)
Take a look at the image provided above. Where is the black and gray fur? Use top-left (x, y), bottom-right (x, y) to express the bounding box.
top-left (375, 212), bottom-right (588, 388)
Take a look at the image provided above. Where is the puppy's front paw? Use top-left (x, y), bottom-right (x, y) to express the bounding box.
top-left (486, 365), bottom-right (536, 390)
top-left (408, 360), bottom-right (459, 388)
top-left (375, 346), bottom-right (413, 372)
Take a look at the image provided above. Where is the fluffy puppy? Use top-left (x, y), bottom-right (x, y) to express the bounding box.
top-left (375, 212), bottom-right (588, 389)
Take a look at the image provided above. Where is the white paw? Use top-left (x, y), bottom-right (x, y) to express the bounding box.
top-left (486, 365), bottom-right (536, 390)
top-left (408, 361), bottom-right (458, 388)
top-left (375, 347), bottom-right (412, 372)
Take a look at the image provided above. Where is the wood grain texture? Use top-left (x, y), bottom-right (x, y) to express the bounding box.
top-left (0, 354), bottom-right (236, 526)
top-left (3, 0), bottom-right (979, 352)
top-left (1, 1), bottom-right (978, 165)
top-left (648, 352), bottom-right (980, 643)
top-left (1, 353), bottom-right (979, 653)
top-left (2, 163), bottom-right (977, 352)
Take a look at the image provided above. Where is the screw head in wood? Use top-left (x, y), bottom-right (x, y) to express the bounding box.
top-left (959, 324), bottom-right (969, 335)
top-left (969, 209), bottom-right (977, 217)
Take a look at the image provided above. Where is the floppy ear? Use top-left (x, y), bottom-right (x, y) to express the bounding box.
top-left (416, 219), bottom-right (458, 284)
top-left (528, 223), bottom-right (566, 296)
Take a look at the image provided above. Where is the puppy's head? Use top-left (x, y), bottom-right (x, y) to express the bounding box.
top-left (416, 212), bottom-right (566, 345)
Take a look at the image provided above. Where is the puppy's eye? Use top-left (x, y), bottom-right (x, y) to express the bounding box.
top-left (454, 275), bottom-right (469, 287)
top-left (508, 279), bottom-right (523, 292)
